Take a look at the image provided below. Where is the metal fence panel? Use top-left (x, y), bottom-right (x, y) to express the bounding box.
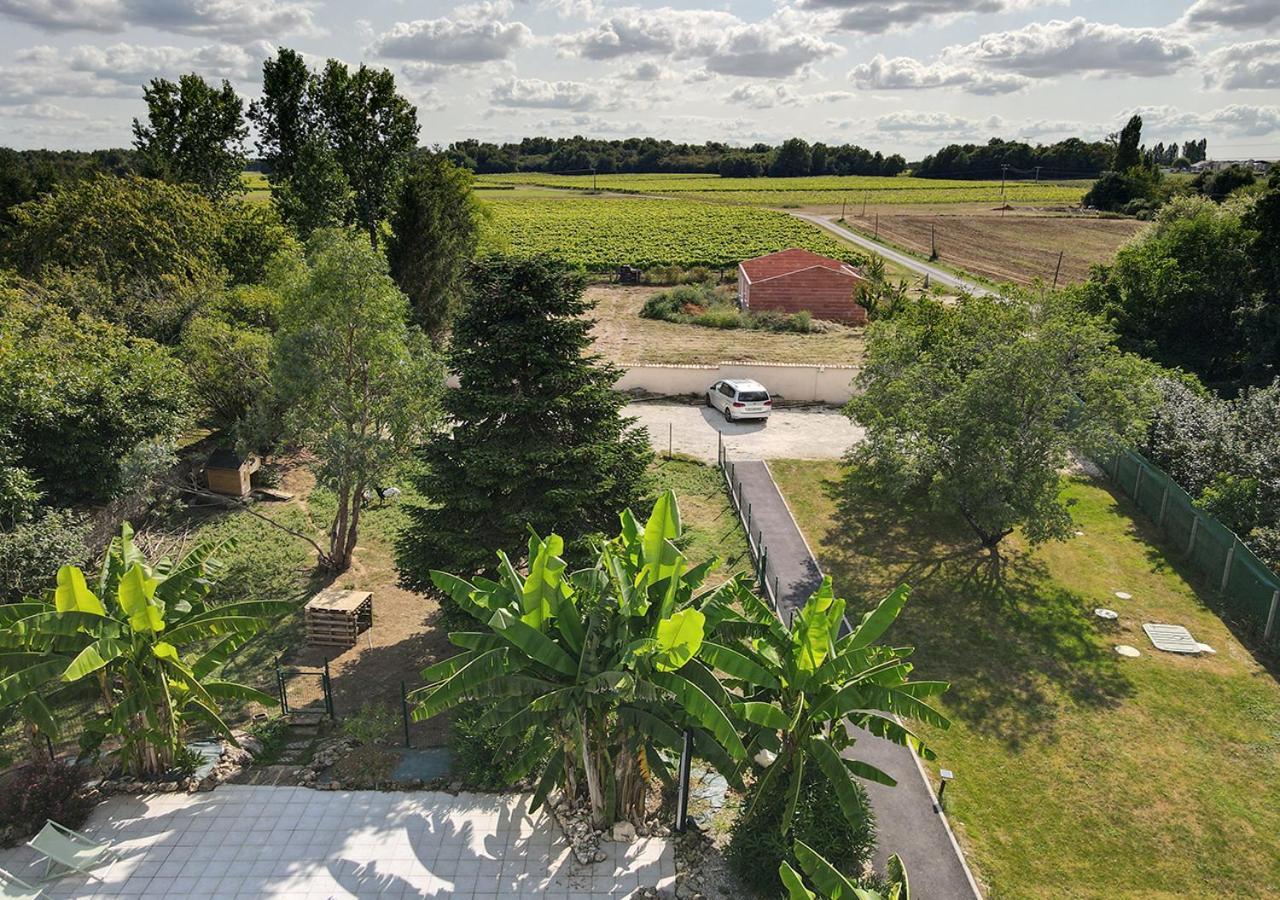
top-left (1103, 448), bottom-right (1280, 651)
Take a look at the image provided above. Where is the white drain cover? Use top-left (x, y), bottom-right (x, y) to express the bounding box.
top-left (1115, 591), bottom-right (1132, 600)
top-left (1094, 608), bottom-right (1118, 620)
top-left (1143, 623), bottom-right (1201, 654)
top-left (1115, 645), bottom-right (1140, 657)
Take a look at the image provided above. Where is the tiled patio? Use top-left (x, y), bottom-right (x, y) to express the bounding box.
top-left (0, 786), bottom-right (675, 898)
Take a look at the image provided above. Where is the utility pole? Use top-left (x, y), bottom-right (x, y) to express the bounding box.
top-left (1034, 165), bottom-right (1041, 183)
top-left (929, 221), bottom-right (938, 261)
top-left (841, 196), bottom-right (846, 220)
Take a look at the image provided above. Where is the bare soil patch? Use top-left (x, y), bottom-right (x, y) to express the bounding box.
top-left (839, 212), bottom-right (1142, 286)
top-left (588, 285), bottom-right (865, 366)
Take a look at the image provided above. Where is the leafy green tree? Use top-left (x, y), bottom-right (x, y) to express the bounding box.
top-left (0, 285), bottom-right (190, 506)
top-left (215, 201), bottom-right (298, 286)
top-left (781, 840), bottom-right (910, 900)
top-left (272, 136), bottom-right (354, 240)
top-left (397, 255), bottom-right (652, 599)
top-left (772, 138), bottom-right (812, 177)
top-left (248, 48), bottom-right (315, 182)
top-left (1114, 115), bottom-right (1143, 172)
top-left (181, 316), bottom-right (272, 431)
top-left (0, 509), bottom-right (87, 606)
top-left (273, 229), bottom-right (443, 571)
top-left (1079, 195), bottom-right (1259, 387)
top-left (0, 525), bottom-right (287, 776)
top-left (386, 153), bottom-right (483, 342)
top-left (132, 73), bottom-right (248, 201)
top-left (847, 294), bottom-right (1157, 559)
top-left (710, 580), bottom-right (946, 889)
top-left (314, 60), bottom-right (419, 245)
top-left (3, 174), bottom-right (222, 294)
top-left (416, 491), bottom-right (748, 827)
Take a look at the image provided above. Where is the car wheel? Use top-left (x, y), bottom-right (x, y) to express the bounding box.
top-left (706, 392), bottom-right (713, 407)
top-left (723, 406), bottom-right (733, 422)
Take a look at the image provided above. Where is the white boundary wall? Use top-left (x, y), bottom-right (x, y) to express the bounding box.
top-left (614, 361), bottom-right (859, 405)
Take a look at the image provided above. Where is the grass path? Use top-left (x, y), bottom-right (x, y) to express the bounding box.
top-left (771, 460), bottom-right (1280, 899)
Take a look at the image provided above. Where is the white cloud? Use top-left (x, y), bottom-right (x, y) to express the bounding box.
top-left (952, 18), bottom-right (1196, 78)
top-left (1203, 41), bottom-right (1280, 90)
top-left (0, 0), bottom-right (319, 42)
top-left (1130, 103), bottom-right (1280, 138)
top-left (797, 0), bottom-right (1061, 35)
top-left (6, 102), bottom-right (89, 120)
top-left (370, 14), bottom-right (531, 64)
top-left (628, 60), bottom-right (667, 81)
top-left (850, 53), bottom-right (1030, 94)
top-left (559, 7), bottom-right (839, 78)
top-left (725, 83), bottom-right (801, 108)
top-left (490, 76), bottom-right (604, 110)
top-left (873, 110), bottom-right (1005, 133)
top-left (1181, 0), bottom-right (1280, 31)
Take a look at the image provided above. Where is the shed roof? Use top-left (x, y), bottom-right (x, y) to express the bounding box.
top-left (207, 447), bottom-right (248, 470)
top-left (739, 248), bottom-right (862, 284)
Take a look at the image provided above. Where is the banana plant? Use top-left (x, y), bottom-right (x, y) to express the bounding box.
top-left (0, 524), bottom-right (288, 776)
top-left (780, 839), bottom-right (910, 900)
top-left (701, 577), bottom-right (950, 836)
top-left (414, 489), bottom-right (749, 828)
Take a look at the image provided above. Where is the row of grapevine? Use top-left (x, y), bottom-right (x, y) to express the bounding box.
top-left (478, 196), bottom-right (867, 271)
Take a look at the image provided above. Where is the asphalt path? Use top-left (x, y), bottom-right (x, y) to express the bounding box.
top-left (792, 212), bottom-right (994, 297)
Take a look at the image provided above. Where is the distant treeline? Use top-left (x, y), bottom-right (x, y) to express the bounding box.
top-left (0, 148), bottom-right (138, 231)
top-left (444, 136), bottom-right (908, 178)
top-left (913, 135), bottom-right (1209, 180)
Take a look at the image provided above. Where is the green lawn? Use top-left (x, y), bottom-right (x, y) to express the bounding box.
top-left (771, 460), bottom-right (1280, 900)
top-left (651, 455), bottom-right (752, 584)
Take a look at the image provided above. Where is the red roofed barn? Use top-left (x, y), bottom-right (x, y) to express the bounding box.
top-left (738, 248), bottom-right (868, 325)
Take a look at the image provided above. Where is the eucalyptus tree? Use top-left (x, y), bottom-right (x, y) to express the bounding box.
top-left (415, 490), bottom-right (748, 828)
top-left (0, 525), bottom-right (287, 776)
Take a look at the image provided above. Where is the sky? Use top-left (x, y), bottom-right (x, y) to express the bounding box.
top-left (1, 0), bottom-right (1278, 160)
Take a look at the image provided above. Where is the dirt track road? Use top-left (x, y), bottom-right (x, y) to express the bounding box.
top-left (628, 401), bottom-right (862, 463)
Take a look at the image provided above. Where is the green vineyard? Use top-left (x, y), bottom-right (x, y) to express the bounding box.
top-left (476, 172), bottom-right (1089, 206)
top-left (478, 196), bottom-right (866, 271)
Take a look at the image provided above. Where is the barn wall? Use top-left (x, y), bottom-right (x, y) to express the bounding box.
top-left (614, 362), bottom-right (859, 404)
top-left (749, 269), bottom-right (866, 325)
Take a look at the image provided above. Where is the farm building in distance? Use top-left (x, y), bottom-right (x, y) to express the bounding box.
top-left (738, 248), bottom-right (868, 325)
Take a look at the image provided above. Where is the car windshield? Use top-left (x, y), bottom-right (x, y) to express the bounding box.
top-left (737, 390), bottom-right (769, 402)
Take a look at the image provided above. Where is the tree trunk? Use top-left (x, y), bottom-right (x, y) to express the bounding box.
top-left (615, 743), bottom-right (647, 825)
top-left (24, 720), bottom-right (51, 767)
top-left (580, 718), bottom-right (607, 828)
top-left (328, 481), bottom-right (352, 572)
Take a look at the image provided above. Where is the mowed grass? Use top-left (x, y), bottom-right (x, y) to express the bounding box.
top-left (771, 460), bottom-right (1280, 899)
top-left (240, 170), bottom-right (271, 205)
top-left (650, 455), bottom-right (752, 585)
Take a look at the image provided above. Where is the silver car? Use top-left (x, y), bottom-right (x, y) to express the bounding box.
top-left (706, 379), bottom-right (772, 422)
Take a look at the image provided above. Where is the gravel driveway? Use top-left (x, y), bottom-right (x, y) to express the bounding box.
top-left (628, 401), bottom-right (862, 462)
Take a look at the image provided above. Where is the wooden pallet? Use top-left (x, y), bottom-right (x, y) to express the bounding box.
top-left (305, 588), bottom-right (373, 648)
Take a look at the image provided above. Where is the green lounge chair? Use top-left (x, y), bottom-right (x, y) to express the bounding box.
top-left (0, 867), bottom-right (44, 899)
top-left (25, 820), bottom-right (118, 882)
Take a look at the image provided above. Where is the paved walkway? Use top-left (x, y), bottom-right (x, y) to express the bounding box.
top-left (630, 402), bottom-right (863, 463)
top-left (0, 786), bottom-right (673, 899)
top-left (792, 213), bottom-right (994, 298)
top-left (726, 459), bottom-right (982, 899)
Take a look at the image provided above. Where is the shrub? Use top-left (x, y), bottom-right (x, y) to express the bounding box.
top-left (451, 704), bottom-right (541, 790)
top-left (0, 508), bottom-right (88, 604)
top-left (695, 307), bottom-right (742, 329)
top-left (341, 702), bottom-right (399, 746)
top-left (727, 764), bottom-right (876, 894)
top-left (0, 762), bottom-right (94, 845)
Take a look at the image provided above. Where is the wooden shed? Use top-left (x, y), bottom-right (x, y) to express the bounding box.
top-left (738, 248), bottom-right (868, 325)
top-left (305, 588), bottom-right (374, 648)
top-left (205, 448), bottom-right (261, 497)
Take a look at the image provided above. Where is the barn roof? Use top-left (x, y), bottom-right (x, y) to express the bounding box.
top-left (738, 248), bottom-right (862, 284)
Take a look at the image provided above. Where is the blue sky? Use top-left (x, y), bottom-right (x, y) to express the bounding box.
top-left (1, 0), bottom-right (1277, 159)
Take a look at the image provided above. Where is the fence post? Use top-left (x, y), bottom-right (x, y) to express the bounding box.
top-left (1187, 516), bottom-right (1200, 556)
top-left (1158, 484), bottom-right (1170, 528)
top-left (1133, 463), bottom-right (1143, 499)
top-left (323, 659), bottom-right (335, 720)
top-left (675, 729), bottom-right (693, 833)
top-left (747, 502), bottom-right (752, 534)
top-left (1220, 540), bottom-right (1236, 593)
top-left (275, 657), bottom-right (289, 716)
top-left (401, 681), bottom-right (411, 749)
top-left (1265, 590), bottom-right (1279, 642)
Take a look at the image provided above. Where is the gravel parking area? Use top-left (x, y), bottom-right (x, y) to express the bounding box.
top-left (628, 402), bottom-right (862, 463)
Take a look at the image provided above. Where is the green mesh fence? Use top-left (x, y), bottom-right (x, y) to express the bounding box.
top-left (1103, 448), bottom-right (1280, 651)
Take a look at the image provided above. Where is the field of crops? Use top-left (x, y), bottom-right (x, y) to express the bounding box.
top-left (478, 195), bottom-right (865, 270)
top-left (476, 172), bottom-right (1089, 206)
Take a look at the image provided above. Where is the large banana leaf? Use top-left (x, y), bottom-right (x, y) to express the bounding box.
top-left (201, 681), bottom-right (279, 706)
top-left (650, 671), bottom-right (746, 760)
top-left (118, 564), bottom-right (165, 633)
top-left (192, 631), bottom-right (259, 680)
top-left (521, 533), bottom-right (567, 629)
top-left (0, 655), bottom-right (70, 705)
top-left (653, 609), bottom-right (705, 672)
top-left (412, 648), bottom-right (515, 719)
top-left (429, 570), bottom-right (490, 619)
top-left (61, 638), bottom-right (132, 682)
top-left (488, 609), bottom-right (578, 676)
top-left (807, 736), bottom-right (870, 829)
top-left (616, 705), bottom-right (683, 750)
top-left (700, 641), bottom-right (780, 689)
top-left (779, 861), bottom-right (818, 900)
top-left (845, 585), bottom-right (910, 651)
top-left (54, 566), bottom-right (105, 617)
top-left (794, 839), bottom-right (860, 899)
top-left (732, 701), bottom-right (791, 730)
